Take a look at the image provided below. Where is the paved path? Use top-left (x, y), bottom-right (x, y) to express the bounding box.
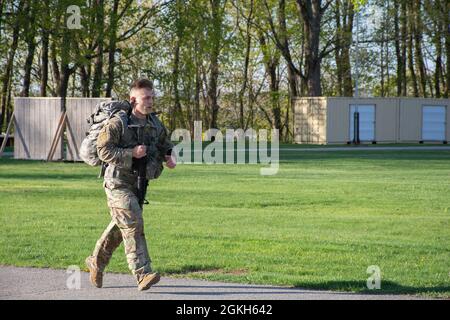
top-left (0, 266), bottom-right (428, 300)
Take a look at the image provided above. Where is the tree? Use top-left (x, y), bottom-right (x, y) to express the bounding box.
top-left (207, 0), bottom-right (226, 129)
top-left (21, 0), bottom-right (38, 97)
top-left (444, 0), bottom-right (450, 98)
top-left (105, 0), bottom-right (120, 97)
top-left (91, 0), bottom-right (104, 97)
top-left (394, 0), bottom-right (406, 96)
top-left (40, 0), bottom-right (50, 97)
top-left (412, 0), bottom-right (427, 97)
top-left (296, 0), bottom-right (334, 96)
top-left (335, 0), bottom-right (354, 96)
top-left (235, 0), bottom-right (254, 129)
top-left (1, 0), bottom-right (25, 130)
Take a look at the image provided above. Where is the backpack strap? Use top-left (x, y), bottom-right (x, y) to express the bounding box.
top-left (108, 101), bottom-right (132, 136)
top-left (116, 111), bottom-right (130, 136)
top-left (149, 112), bottom-right (164, 129)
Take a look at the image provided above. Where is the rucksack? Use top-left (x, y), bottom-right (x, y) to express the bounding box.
top-left (80, 100), bottom-right (131, 166)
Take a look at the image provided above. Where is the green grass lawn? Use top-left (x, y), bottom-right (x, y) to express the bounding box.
top-left (1, 149), bottom-right (449, 298)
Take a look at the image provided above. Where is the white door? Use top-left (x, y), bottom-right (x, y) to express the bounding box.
top-left (349, 105), bottom-right (375, 141)
top-left (422, 106), bottom-right (446, 141)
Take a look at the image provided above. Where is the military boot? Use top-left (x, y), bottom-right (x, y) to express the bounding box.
top-left (85, 256), bottom-right (103, 288)
top-left (137, 272), bottom-right (161, 291)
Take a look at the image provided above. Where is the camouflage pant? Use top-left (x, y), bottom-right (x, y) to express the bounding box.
top-left (90, 186), bottom-right (152, 282)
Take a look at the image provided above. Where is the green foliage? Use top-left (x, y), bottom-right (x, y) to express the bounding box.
top-left (352, 0), bottom-right (368, 11)
top-left (0, 0), bottom-right (447, 136)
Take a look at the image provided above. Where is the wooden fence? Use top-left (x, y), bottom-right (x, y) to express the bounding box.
top-left (10, 97), bottom-right (111, 161)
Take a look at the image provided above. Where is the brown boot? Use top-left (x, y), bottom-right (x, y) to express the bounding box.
top-left (85, 256), bottom-right (103, 288)
top-left (137, 272), bottom-right (161, 291)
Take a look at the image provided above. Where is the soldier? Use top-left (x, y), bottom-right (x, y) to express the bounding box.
top-left (85, 79), bottom-right (176, 291)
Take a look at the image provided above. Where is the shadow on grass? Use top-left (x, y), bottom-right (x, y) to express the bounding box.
top-left (162, 264), bottom-right (450, 297)
top-left (163, 264), bottom-right (225, 275)
top-left (293, 280), bottom-right (450, 296)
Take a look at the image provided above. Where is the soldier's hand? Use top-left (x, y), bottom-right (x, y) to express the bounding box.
top-left (165, 155), bottom-right (176, 169)
top-left (132, 145), bottom-right (147, 159)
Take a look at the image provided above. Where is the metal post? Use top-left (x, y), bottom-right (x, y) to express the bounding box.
top-left (355, 10), bottom-right (359, 98)
top-left (353, 112), bottom-right (360, 145)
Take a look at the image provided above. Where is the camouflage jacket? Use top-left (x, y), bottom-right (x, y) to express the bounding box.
top-left (97, 110), bottom-right (173, 192)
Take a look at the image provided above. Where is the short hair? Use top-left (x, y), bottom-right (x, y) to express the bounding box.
top-left (130, 78), bottom-right (153, 92)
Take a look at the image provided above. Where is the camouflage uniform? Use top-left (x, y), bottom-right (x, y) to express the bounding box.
top-left (88, 110), bottom-right (173, 283)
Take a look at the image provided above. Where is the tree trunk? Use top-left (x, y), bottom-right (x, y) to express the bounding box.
top-left (433, 15), bottom-right (443, 98)
top-left (262, 0), bottom-right (303, 100)
top-left (400, 0), bottom-right (407, 96)
top-left (194, 38), bottom-right (201, 122)
top-left (270, 0), bottom-right (296, 140)
top-left (278, 0), bottom-right (297, 140)
top-left (39, 0), bottom-right (50, 96)
top-left (245, 78), bottom-right (255, 129)
top-left (41, 28), bottom-right (49, 96)
top-left (238, 0), bottom-right (253, 129)
top-left (0, 0), bottom-right (4, 43)
top-left (413, 0), bottom-right (427, 97)
top-left (258, 31), bottom-right (282, 137)
top-left (172, 33), bottom-right (182, 130)
top-left (385, 0), bottom-right (391, 96)
top-left (208, 53), bottom-right (219, 129)
top-left (21, 0), bottom-right (37, 97)
top-left (407, 1), bottom-right (418, 97)
top-left (6, 78), bottom-right (13, 127)
top-left (1, 0), bottom-right (24, 130)
top-left (80, 65), bottom-right (90, 97)
top-left (296, 0), bottom-right (323, 96)
top-left (334, 0), bottom-right (353, 96)
top-left (394, 0), bottom-right (403, 96)
top-left (208, 0), bottom-right (223, 129)
top-left (201, 66), bottom-right (210, 127)
top-left (51, 36), bottom-right (61, 97)
top-left (335, 0), bottom-right (343, 96)
top-left (341, 0), bottom-right (354, 96)
top-left (92, 0), bottom-right (104, 97)
top-left (105, 0), bottom-right (119, 97)
top-left (60, 32), bottom-right (71, 109)
top-left (445, 0), bottom-right (450, 98)
top-left (59, 6), bottom-right (78, 110)
top-left (22, 37), bottom-right (37, 97)
top-left (286, 65), bottom-right (299, 141)
top-left (171, 0), bottom-right (186, 130)
top-left (269, 67), bottom-right (281, 135)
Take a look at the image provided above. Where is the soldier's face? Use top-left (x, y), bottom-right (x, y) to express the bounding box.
top-left (130, 88), bottom-right (155, 116)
